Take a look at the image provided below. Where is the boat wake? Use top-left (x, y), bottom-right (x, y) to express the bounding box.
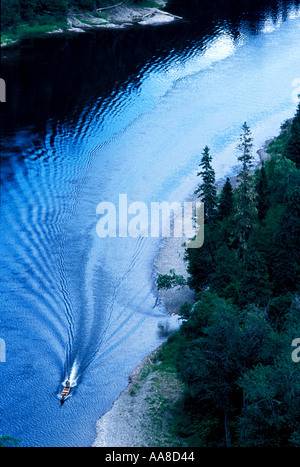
top-left (62, 360), bottom-right (79, 389)
top-left (57, 360), bottom-right (79, 402)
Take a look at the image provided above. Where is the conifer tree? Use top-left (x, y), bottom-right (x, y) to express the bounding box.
top-left (256, 162), bottom-right (269, 221)
top-left (237, 122), bottom-right (255, 189)
top-left (218, 177), bottom-right (234, 220)
top-left (195, 146), bottom-right (217, 222)
top-left (272, 186), bottom-right (300, 293)
top-left (234, 123), bottom-right (257, 253)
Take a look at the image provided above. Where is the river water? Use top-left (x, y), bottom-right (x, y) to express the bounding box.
top-left (1, 0), bottom-right (300, 447)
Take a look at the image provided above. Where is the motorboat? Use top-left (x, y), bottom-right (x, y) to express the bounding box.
top-left (60, 380), bottom-right (71, 404)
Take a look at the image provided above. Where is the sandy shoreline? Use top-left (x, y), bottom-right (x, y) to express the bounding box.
top-left (92, 138), bottom-right (275, 448)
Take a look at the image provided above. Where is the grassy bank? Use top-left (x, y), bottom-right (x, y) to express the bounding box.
top-left (1, 19), bottom-right (69, 47)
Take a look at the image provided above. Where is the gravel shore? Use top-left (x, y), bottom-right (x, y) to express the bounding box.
top-left (92, 347), bottom-right (184, 447)
top-left (66, 4), bottom-right (179, 32)
top-left (63, 1), bottom-right (180, 34)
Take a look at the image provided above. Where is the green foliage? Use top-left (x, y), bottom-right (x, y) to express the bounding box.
top-left (267, 119), bottom-right (292, 158)
top-left (239, 248), bottom-right (271, 306)
top-left (195, 146), bottom-right (217, 222)
top-left (238, 358), bottom-right (300, 447)
top-left (157, 269), bottom-right (187, 291)
top-left (267, 105), bottom-right (300, 172)
top-left (183, 120), bottom-right (300, 306)
top-left (271, 186), bottom-right (300, 294)
top-left (73, 0), bottom-right (96, 10)
top-left (0, 0), bottom-right (150, 32)
top-left (209, 244), bottom-right (242, 300)
top-left (218, 177), bottom-right (234, 220)
top-left (234, 122), bottom-right (257, 253)
top-left (266, 155), bottom-right (300, 205)
top-left (185, 225), bottom-right (214, 292)
top-left (178, 301), bottom-right (193, 321)
top-left (157, 115), bottom-right (300, 447)
top-left (1, 0), bottom-right (21, 28)
top-left (256, 162), bottom-right (269, 221)
top-left (284, 103), bottom-right (300, 169)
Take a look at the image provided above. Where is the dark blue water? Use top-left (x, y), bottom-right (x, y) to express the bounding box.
top-left (1, 1), bottom-right (300, 447)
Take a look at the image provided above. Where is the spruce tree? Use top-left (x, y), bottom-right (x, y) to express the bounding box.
top-left (237, 122), bottom-right (255, 187)
top-left (218, 177), bottom-right (234, 220)
top-left (195, 146), bottom-right (217, 222)
top-left (234, 123), bottom-right (257, 253)
top-left (256, 162), bottom-right (269, 221)
top-left (272, 186), bottom-right (300, 293)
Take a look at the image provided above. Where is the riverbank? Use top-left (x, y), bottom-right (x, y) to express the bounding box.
top-left (92, 223), bottom-right (191, 447)
top-left (92, 137), bottom-right (277, 448)
top-left (92, 347), bottom-right (185, 447)
top-left (1, 1), bottom-right (181, 48)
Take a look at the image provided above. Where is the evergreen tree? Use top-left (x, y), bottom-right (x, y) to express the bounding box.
top-left (237, 122), bottom-right (254, 181)
top-left (195, 146), bottom-right (217, 222)
top-left (157, 117), bottom-right (300, 447)
top-left (210, 244), bottom-right (242, 301)
top-left (185, 226), bottom-right (214, 292)
top-left (240, 248), bottom-right (271, 306)
top-left (234, 123), bottom-right (257, 253)
top-left (256, 162), bottom-right (269, 221)
top-left (238, 358), bottom-right (300, 447)
top-left (218, 177), bottom-right (234, 220)
top-left (187, 147), bottom-right (218, 294)
top-left (1, 0), bottom-right (21, 27)
top-left (272, 186), bottom-right (300, 293)
top-left (179, 296), bottom-right (243, 447)
top-left (284, 103), bottom-right (300, 169)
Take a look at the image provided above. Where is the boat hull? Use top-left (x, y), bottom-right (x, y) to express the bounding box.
top-left (60, 386), bottom-right (71, 404)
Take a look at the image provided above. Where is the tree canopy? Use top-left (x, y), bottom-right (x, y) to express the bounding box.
top-left (157, 112), bottom-right (300, 447)
top-left (1, 0), bottom-right (144, 29)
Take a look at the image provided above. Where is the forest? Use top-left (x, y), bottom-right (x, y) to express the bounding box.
top-left (157, 104), bottom-right (300, 447)
top-left (0, 0), bottom-right (151, 30)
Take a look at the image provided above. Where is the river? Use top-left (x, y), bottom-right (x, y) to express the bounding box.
top-left (1, 0), bottom-right (300, 447)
